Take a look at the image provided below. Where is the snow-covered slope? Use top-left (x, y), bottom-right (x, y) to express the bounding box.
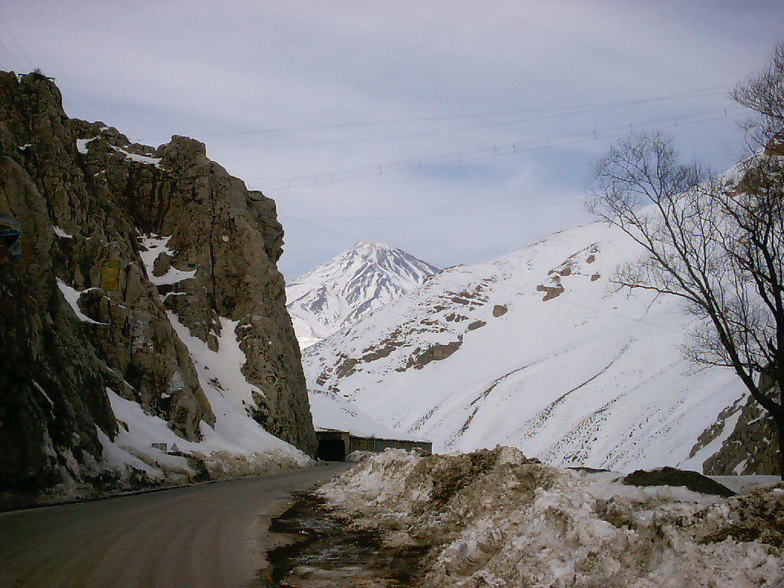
top-left (286, 241), bottom-right (438, 348)
top-left (303, 222), bottom-right (747, 472)
top-left (308, 389), bottom-right (425, 441)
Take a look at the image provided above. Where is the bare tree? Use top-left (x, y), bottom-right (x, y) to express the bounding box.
top-left (588, 130), bottom-right (784, 476)
top-left (589, 44), bottom-right (784, 477)
top-left (732, 42), bottom-right (784, 153)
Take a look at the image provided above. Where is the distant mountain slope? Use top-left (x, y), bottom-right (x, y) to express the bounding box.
top-left (286, 241), bottom-right (438, 348)
top-left (303, 222), bottom-right (748, 472)
top-left (308, 389), bottom-right (425, 441)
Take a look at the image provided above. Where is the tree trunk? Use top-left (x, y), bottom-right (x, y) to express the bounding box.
top-left (777, 414), bottom-right (784, 481)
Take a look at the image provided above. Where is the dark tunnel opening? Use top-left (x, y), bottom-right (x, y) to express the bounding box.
top-left (317, 439), bottom-right (346, 462)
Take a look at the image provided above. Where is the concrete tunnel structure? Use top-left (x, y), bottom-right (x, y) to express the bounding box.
top-left (315, 429), bottom-right (433, 461)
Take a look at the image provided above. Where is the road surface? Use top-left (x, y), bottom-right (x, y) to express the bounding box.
top-left (0, 463), bottom-right (349, 587)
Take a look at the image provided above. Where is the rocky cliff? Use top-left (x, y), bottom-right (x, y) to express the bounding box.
top-left (687, 377), bottom-right (780, 476)
top-left (0, 71), bottom-right (316, 505)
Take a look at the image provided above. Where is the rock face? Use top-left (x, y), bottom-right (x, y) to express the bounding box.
top-left (690, 376), bottom-right (780, 476)
top-left (0, 71), bottom-right (316, 501)
top-left (622, 467), bottom-right (735, 497)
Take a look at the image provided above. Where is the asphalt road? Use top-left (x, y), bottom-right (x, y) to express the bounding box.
top-left (0, 463), bottom-right (349, 588)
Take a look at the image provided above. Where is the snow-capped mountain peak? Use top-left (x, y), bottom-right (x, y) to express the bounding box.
top-left (286, 241), bottom-right (439, 349)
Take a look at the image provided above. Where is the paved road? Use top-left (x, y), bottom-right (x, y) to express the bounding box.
top-left (0, 464), bottom-right (349, 588)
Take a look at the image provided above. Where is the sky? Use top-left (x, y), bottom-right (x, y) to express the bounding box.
top-left (1, 1), bottom-right (783, 279)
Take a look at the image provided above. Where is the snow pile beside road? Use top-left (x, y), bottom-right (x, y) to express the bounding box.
top-left (100, 389), bottom-right (310, 489)
top-left (319, 449), bottom-right (784, 587)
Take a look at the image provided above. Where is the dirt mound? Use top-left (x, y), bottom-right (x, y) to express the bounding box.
top-left (622, 467), bottom-right (735, 497)
top-left (318, 449), bottom-right (784, 587)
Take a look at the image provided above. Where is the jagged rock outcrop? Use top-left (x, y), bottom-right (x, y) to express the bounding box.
top-left (702, 396), bottom-right (779, 475)
top-left (692, 372), bottom-right (780, 476)
top-left (0, 71), bottom-right (316, 502)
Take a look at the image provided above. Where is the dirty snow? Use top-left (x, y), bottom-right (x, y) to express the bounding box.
top-left (319, 448), bottom-right (784, 587)
top-left (709, 475), bottom-right (782, 494)
top-left (56, 279), bottom-right (107, 325)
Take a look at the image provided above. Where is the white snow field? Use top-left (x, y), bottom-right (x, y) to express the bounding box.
top-left (304, 220), bottom-right (748, 472)
top-left (286, 240), bottom-right (438, 349)
top-left (308, 388), bottom-right (426, 441)
top-left (320, 448), bottom-right (784, 588)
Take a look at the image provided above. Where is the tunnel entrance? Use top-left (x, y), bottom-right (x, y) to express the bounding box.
top-left (314, 429), bottom-right (434, 462)
top-left (317, 439), bottom-right (347, 462)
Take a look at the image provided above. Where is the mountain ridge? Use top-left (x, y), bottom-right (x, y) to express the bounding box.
top-left (302, 219), bottom-right (750, 473)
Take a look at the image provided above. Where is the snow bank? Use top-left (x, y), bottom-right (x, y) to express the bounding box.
top-left (100, 386), bottom-right (309, 486)
top-left (319, 448), bottom-right (784, 587)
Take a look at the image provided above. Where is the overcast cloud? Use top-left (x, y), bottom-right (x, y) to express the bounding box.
top-left (1, 1), bottom-right (783, 278)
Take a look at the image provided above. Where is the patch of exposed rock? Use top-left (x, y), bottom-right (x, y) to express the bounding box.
top-left (622, 467), bottom-right (735, 497)
top-left (691, 372), bottom-right (780, 476)
top-left (703, 396), bottom-right (779, 476)
top-left (401, 339), bottom-right (462, 371)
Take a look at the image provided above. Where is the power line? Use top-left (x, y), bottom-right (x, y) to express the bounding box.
top-left (283, 214), bottom-right (365, 243)
top-left (259, 107), bottom-right (743, 191)
top-left (274, 109), bottom-right (741, 247)
top-left (257, 88), bottom-right (730, 148)
top-left (313, 197), bottom-right (591, 223)
top-left (0, 13), bottom-right (33, 69)
top-left (0, 35), bottom-right (21, 70)
top-left (559, 299), bottom-right (684, 334)
top-left (198, 84), bottom-right (732, 138)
